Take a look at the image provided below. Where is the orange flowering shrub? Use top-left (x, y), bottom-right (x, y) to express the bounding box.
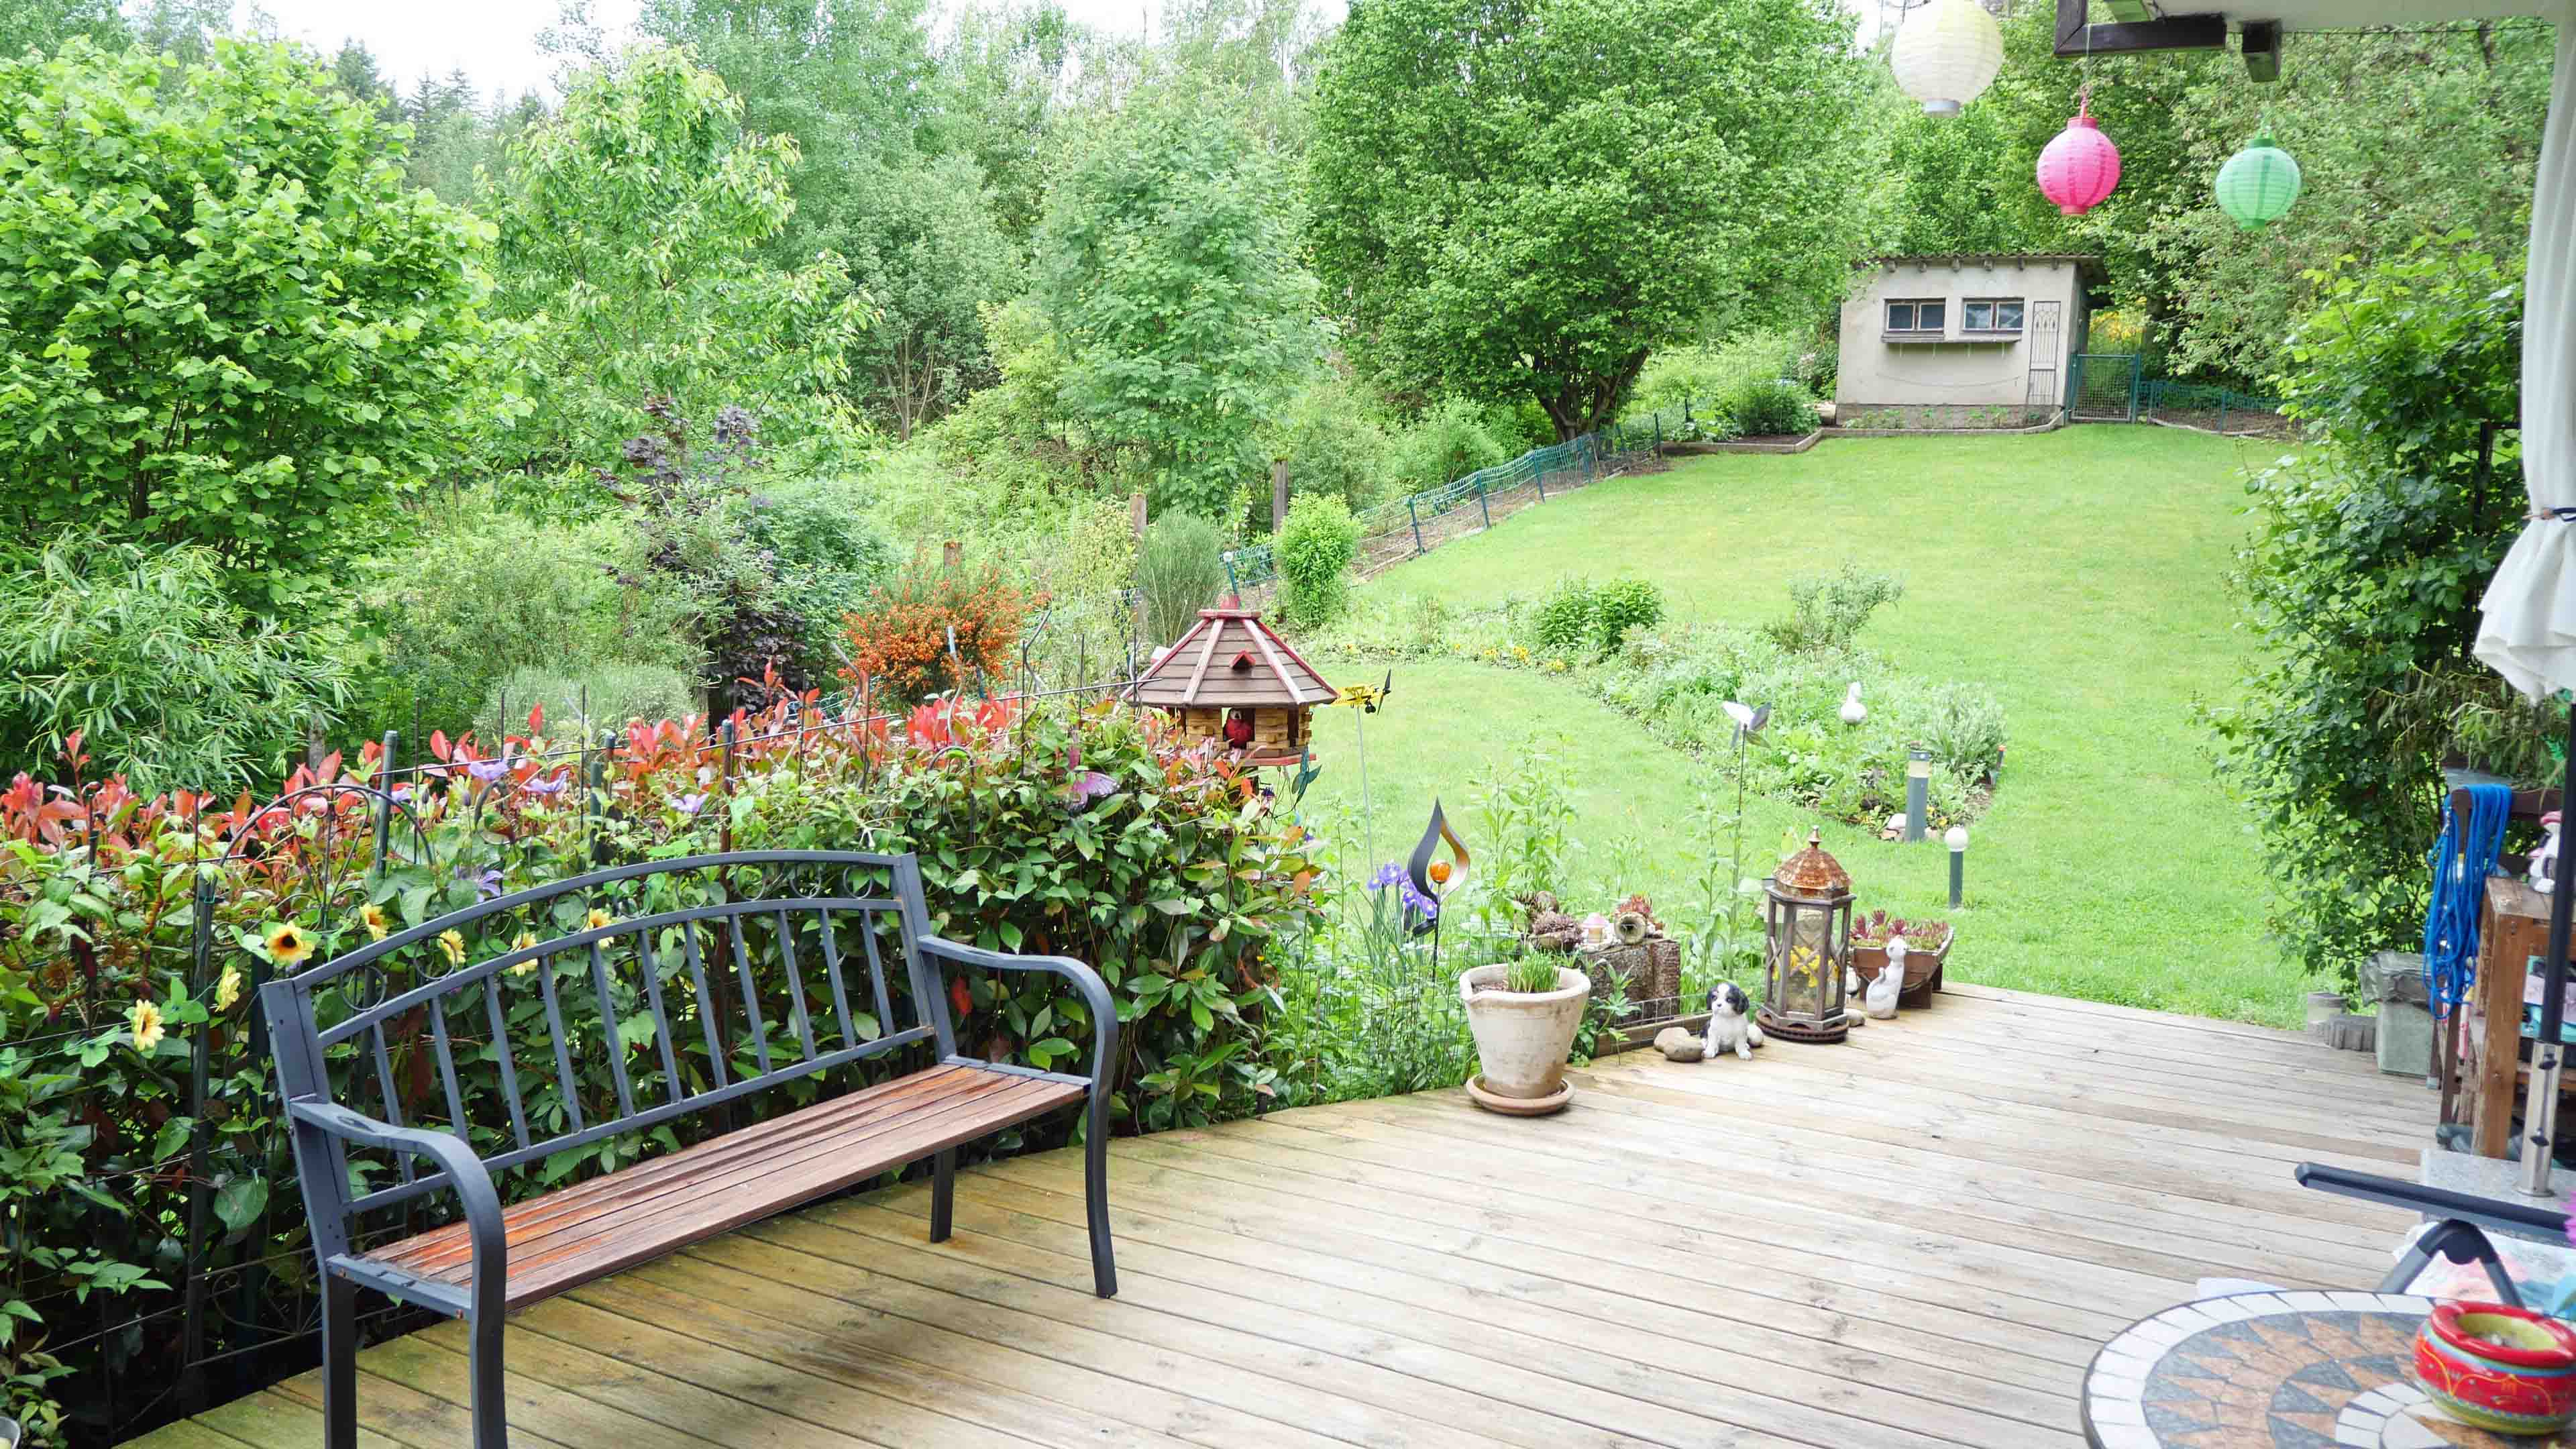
top-left (837, 563), bottom-right (1038, 704)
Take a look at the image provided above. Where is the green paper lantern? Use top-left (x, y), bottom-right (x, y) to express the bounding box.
top-left (2215, 127), bottom-right (2301, 230)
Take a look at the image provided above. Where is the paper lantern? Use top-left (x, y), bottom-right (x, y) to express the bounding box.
top-left (1890, 0), bottom-right (2004, 117)
top-left (2037, 101), bottom-right (2121, 217)
top-left (2214, 126), bottom-right (2301, 230)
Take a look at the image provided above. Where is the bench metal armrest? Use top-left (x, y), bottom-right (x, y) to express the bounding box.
top-left (288, 1100), bottom-right (506, 1311)
top-left (920, 934), bottom-right (1118, 1088)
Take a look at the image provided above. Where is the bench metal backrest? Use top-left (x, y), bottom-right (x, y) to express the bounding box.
top-left (263, 850), bottom-right (958, 1221)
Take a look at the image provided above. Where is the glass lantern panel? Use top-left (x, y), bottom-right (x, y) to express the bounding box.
top-left (1789, 908), bottom-right (1828, 1019)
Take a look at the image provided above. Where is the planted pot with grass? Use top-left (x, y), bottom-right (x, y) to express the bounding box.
top-left (1460, 953), bottom-right (1591, 1114)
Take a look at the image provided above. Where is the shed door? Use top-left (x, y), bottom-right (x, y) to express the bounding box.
top-left (2025, 300), bottom-right (2063, 415)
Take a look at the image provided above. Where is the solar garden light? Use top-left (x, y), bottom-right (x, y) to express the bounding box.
top-left (1945, 825), bottom-right (1969, 908)
top-left (1904, 747), bottom-right (1932, 843)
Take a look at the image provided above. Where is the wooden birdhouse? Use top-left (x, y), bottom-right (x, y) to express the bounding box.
top-left (1132, 607), bottom-right (1336, 765)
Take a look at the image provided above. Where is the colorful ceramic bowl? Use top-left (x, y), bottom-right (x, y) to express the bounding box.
top-left (2413, 1301), bottom-right (2576, 1434)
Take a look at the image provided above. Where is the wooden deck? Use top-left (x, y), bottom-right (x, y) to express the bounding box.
top-left (137, 983), bottom-right (2431, 1449)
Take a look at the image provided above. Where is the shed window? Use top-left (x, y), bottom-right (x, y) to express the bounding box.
top-left (1962, 298), bottom-right (2025, 333)
top-left (1885, 299), bottom-right (1945, 335)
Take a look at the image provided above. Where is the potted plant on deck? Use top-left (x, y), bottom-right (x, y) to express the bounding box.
top-left (1851, 910), bottom-right (1951, 1007)
top-left (1460, 954), bottom-right (1592, 1116)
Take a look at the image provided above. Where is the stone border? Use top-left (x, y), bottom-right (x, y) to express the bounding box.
top-left (2144, 415), bottom-right (2294, 441)
top-left (1822, 412), bottom-right (2066, 439)
top-left (1662, 429), bottom-right (1823, 456)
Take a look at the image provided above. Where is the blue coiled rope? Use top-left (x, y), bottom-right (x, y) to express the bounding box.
top-left (2425, 782), bottom-right (2513, 1018)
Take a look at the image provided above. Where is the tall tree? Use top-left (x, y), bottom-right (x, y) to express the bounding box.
top-left (1309, 0), bottom-right (1874, 439)
top-left (486, 45), bottom-right (871, 477)
top-left (1035, 93), bottom-right (1321, 516)
top-left (0, 38), bottom-right (499, 610)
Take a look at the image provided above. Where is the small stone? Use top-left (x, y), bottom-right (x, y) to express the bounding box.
top-left (1654, 1027), bottom-right (1705, 1062)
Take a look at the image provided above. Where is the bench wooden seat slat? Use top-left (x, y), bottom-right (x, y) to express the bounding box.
top-left (355, 1063), bottom-right (1079, 1307)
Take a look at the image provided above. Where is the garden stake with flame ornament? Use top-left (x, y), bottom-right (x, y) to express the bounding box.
top-left (1406, 799), bottom-right (1472, 977)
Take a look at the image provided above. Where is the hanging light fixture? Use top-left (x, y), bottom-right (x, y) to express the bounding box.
top-left (1890, 0), bottom-right (2005, 117)
top-left (2037, 88), bottom-right (2122, 217)
top-left (2214, 123), bottom-right (2302, 231)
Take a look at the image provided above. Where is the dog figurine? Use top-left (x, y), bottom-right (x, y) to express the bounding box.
top-left (1702, 983), bottom-right (1766, 1061)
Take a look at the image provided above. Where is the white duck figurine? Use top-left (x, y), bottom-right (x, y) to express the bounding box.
top-left (1866, 937), bottom-right (1907, 1019)
top-left (1839, 682), bottom-right (1866, 725)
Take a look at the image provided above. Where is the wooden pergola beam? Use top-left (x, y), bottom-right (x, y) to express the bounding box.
top-left (2053, 0), bottom-right (2231, 59)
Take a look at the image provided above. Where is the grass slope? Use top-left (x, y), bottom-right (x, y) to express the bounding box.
top-left (1300, 426), bottom-right (2309, 1026)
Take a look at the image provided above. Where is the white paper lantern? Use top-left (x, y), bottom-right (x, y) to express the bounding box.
top-left (1890, 0), bottom-right (2006, 117)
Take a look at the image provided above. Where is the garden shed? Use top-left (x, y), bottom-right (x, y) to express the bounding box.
top-left (1831, 252), bottom-right (2105, 427)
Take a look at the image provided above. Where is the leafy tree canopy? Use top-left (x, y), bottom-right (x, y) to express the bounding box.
top-left (0, 37), bottom-right (500, 610)
top-left (485, 44), bottom-right (873, 480)
top-left (1309, 0), bottom-right (1874, 440)
top-left (1035, 94), bottom-right (1322, 517)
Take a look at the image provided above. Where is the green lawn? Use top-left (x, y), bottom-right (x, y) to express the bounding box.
top-left (1299, 426), bottom-right (2312, 1026)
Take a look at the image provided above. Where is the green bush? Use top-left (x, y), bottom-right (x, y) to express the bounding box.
top-left (1723, 377), bottom-right (1817, 438)
top-left (480, 662), bottom-right (703, 741)
top-left (1267, 376), bottom-right (1395, 515)
top-left (1387, 398), bottom-right (1511, 494)
top-left (360, 497), bottom-right (694, 737)
top-left (1532, 578), bottom-right (1597, 657)
top-left (2210, 238), bottom-right (2531, 989)
top-left (742, 475), bottom-right (901, 674)
top-left (1765, 564), bottom-right (1904, 652)
top-left (1277, 495), bottom-right (1361, 631)
top-left (0, 536), bottom-right (348, 793)
top-left (1137, 513), bottom-right (1232, 645)
top-left (1591, 578), bottom-right (1665, 653)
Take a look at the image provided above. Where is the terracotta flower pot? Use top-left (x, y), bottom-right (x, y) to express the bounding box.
top-left (1459, 964), bottom-right (1591, 1109)
top-left (2413, 1301), bottom-right (2576, 1434)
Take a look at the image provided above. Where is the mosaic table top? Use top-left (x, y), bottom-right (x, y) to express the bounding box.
top-left (2083, 1291), bottom-right (2576, 1448)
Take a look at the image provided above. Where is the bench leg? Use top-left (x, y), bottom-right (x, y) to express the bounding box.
top-left (322, 1275), bottom-right (358, 1449)
top-left (1083, 1116), bottom-right (1118, 1298)
top-left (930, 1147), bottom-right (956, 1244)
top-left (467, 1300), bottom-right (510, 1448)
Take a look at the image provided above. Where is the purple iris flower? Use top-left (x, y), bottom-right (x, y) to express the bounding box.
top-left (1400, 879), bottom-right (1440, 920)
top-left (1367, 863), bottom-right (1403, 892)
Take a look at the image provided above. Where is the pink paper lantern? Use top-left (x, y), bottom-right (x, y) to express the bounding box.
top-left (2037, 103), bottom-right (2121, 217)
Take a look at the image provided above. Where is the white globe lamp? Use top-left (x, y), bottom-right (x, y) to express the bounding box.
top-left (1890, 0), bottom-right (2006, 118)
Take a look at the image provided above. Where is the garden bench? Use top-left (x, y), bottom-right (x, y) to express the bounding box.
top-left (261, 849), bottom-right (1116, 1449)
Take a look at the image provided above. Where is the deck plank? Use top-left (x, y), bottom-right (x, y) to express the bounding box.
top-left (125, 985), bottom-right (2435, 1449)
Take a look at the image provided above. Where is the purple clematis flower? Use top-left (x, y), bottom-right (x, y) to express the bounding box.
top-left (521, 775), bottom-right (568, 797)
top-left (674, 793), bottom-right (707, 816)
top-left (472, 867), bottom-right (504, 900)
top-left (467, 756), bottom-right (512, 784)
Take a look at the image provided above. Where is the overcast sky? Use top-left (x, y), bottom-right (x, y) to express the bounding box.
top-left (249, 1), bottom-right (1273, 102)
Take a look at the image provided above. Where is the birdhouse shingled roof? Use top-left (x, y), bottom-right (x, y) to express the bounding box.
top-left (1132, 608), bottom-right (1337, 709)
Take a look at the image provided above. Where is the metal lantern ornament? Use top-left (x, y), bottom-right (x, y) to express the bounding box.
top-left (1889, 0), bottom-right (2005, 117)
top-left (2214, 125), bottom-right (2301, 231)
top-left (1758, 830), bottom-right (1856, 1044)
top-left (2037, 91), bottom-right (2122, 217)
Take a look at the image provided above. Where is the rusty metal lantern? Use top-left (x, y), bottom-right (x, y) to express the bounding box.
top-left (1759, 830), bottom-right (1855, 1044)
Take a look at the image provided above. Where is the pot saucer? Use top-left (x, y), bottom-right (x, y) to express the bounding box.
top-left (1466, 1075), bottom-right (1572, 1116)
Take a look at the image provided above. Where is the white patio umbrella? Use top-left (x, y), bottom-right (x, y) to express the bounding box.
top-left (2473, 13), bottom-right (2576, 1195)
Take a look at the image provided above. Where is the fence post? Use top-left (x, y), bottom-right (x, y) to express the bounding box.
top-left (1475, 474), bottom-right (1491, 529)
top-left (1405, 496), bottom-right (1426, 555)
top-left (1128, 490), bottom-right (1148, 643)
top-left (1536, 456), bottom-right (1549, 502)
top-left (178, 872), bottom-right (218, 1408)
top-left (1271, 460), bottom-right (1290, 533)
top-left (1221, 549), bottom-right (1242, 600)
